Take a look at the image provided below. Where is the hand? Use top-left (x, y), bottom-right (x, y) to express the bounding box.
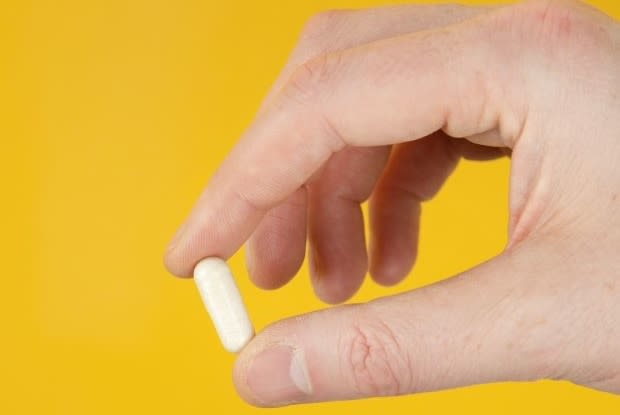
top-left (164, 0), bottom-right (620, 406)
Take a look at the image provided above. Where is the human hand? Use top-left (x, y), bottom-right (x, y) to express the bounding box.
top-left (164, 0), bottom-right (620, 405)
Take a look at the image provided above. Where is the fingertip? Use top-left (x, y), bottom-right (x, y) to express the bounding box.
top-left (312, 278), bottom-right (357, 304)
top-left (245, 239), bottom-right (302, 290)
top-left (368, 205), bottom-right (419, 287)
top-left (244, 189), bottom-right (308, 290)
top-left (163, 244), bottom-right (193, 278)
top-left (307, 202), bottom-right (369, 304)
top-left (369, 254), bottom-right (414, 287)
top-left (310, 251), bottom-right (367, 304)
top-left (163, 218), bottom-right (205, 278)
top-left (232, 349), bottom-right (263, 407)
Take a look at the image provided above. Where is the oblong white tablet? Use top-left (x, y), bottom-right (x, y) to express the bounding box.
top-left (193, 258), bottom-right (254, 353)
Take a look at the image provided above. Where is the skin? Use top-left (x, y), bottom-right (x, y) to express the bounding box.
top-left (164, 0), bottom-right (620, 406)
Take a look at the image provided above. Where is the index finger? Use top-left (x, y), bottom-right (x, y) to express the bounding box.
top-left (164, 5), bottom-right (523, 277)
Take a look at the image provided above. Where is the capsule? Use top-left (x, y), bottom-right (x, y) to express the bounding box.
top-left (193, 258), bottom-right (254, 353)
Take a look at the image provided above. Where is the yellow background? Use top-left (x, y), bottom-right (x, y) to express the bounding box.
top-left (4, 0), bottom-right (620, 413)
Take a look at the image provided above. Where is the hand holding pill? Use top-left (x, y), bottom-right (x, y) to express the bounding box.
top-left (166, 0), bottom-right (620, 406)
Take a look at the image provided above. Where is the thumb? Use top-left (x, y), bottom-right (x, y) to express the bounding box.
top-left (233, 246), bottom-right (562, 406)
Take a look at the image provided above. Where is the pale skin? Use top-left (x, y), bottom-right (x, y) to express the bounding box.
top-left (164, 0), bottom-right (620, 406)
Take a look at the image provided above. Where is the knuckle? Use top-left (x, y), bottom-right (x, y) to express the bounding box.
top-left (291, 10), bottom-right (349, 79)
top-left (299, 10), bottom-right (348, 44)
top-left (284, 53), bottom-right (336, 105)
top-left (338, 318), bottom-right (412, 397)
top-left (506, 0), bottom-right (610, 49)
top-left (484, 0), bottom-right (616, 98)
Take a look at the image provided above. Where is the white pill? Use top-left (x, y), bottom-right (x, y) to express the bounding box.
top-left (193, 258), bottom-right (254, 353)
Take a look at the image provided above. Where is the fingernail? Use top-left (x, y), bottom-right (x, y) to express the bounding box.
top-left (246, 345), bottom-right (312, 404)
